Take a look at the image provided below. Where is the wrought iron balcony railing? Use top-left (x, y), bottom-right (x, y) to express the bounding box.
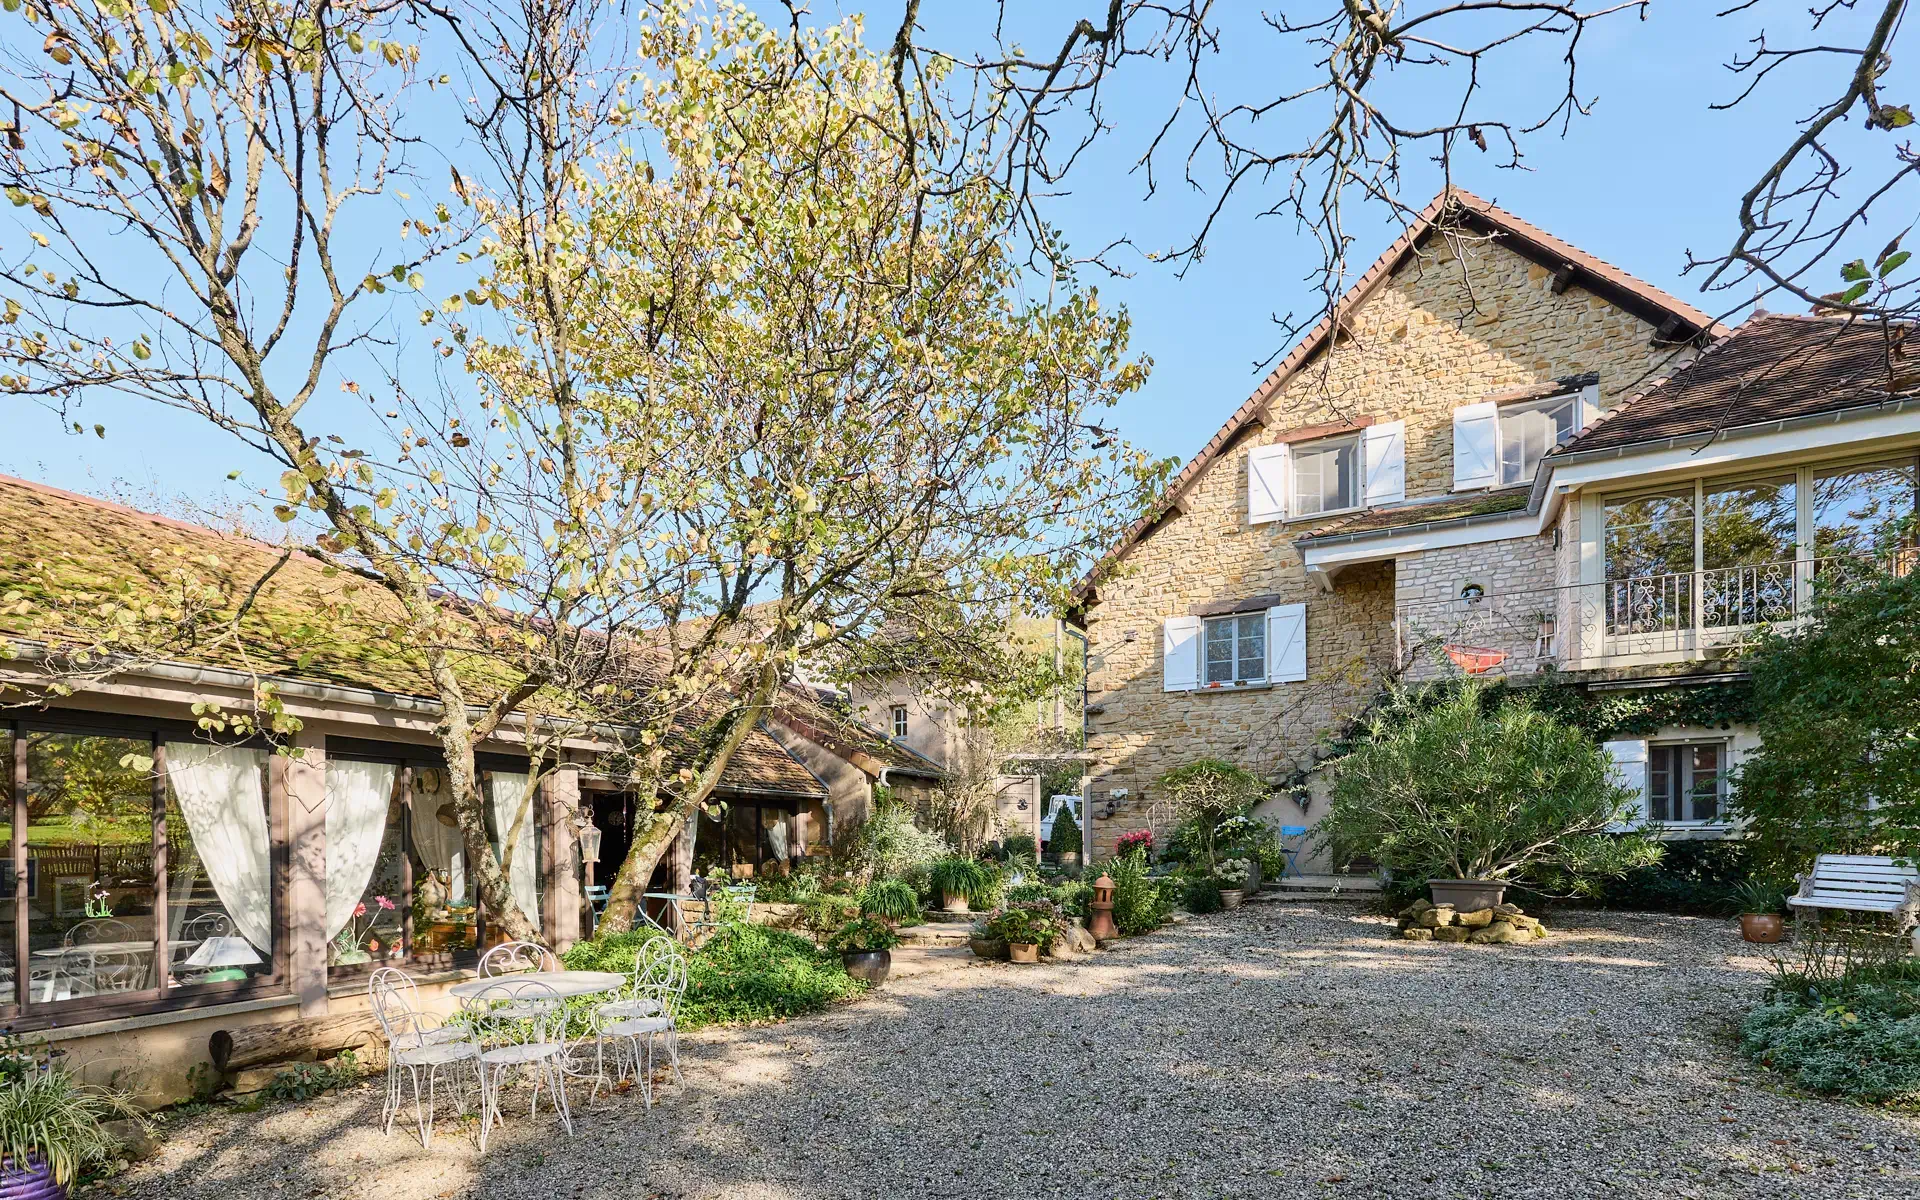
top-left (1394, 552), bottom-right (1911, 680)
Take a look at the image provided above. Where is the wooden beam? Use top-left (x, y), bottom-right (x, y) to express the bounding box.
top-left (1549, 262), bottom-right (1577, 295)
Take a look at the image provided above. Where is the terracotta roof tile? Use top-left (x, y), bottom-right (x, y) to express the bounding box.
top-left (1556, 314), bottom-right (1920, 455)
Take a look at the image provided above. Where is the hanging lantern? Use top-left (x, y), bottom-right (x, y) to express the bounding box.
top-left (579, 820), bottom-right (603, 864)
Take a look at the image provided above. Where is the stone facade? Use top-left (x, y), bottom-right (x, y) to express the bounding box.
top-left (1083, 232), bottom-right (1690, 857)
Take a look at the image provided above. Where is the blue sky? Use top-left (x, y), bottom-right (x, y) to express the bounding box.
top-left (1, 1), bottom-right (1894, 513)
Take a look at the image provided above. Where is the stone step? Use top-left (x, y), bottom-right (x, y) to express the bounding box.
top-left (921, 908), bottom-right (980, 924)
top-left (896, 923), bottom-right (974, 948)
top-left (1254, 874), bottom-right (1381, 901)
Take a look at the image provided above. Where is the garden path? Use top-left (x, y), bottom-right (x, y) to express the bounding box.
top-left (104, 905), bottom-right (1918, 1199)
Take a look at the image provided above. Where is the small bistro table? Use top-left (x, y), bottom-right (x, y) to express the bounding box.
top-left (449, 970), bottom-right (631, 1085)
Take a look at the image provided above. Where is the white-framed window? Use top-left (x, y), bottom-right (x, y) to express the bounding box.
top-left (1203, 613), bottom-right (1266, 686)
top-left (1648, 741), bottom-right (1726, 823)
top-left (1497, 390), bottom-right (1597, 486)
top-left (1289, 433), bottom-right (1361, 518)
top-left (890, 705), bottom-right (908, 739)
top-left (1453, 384), bottom-right (1598, 490)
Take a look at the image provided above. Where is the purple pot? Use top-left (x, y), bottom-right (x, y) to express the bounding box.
top-left (0, 1158), bottom-right (64, 1200)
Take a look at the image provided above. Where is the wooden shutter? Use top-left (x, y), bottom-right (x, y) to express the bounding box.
top-left (1265, 603), bottom-right (1307, 683)
top-left (1362, 420), bottom-right (1406, 505)
top-left (1602, 739), bottom-right (1650, 827)
top-left (1162, 616), bottom-right (1201, 693)
top-left (1452, 402), bottom-right (1498, 490)
top-left (1248, 444), bottom-right (1290, 525)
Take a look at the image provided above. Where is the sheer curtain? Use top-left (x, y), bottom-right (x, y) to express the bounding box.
top-left (324, 760), bottom-right (397, 940)
top-left (487, 772), bottom-right (540, 918)
top-left (164, 743), bottom-right (272, 951)
top-left (408, 795), bottom-right (467, 903)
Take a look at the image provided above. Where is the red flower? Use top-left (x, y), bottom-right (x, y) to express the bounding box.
top-left (353, 902), bottom-right (367, 918)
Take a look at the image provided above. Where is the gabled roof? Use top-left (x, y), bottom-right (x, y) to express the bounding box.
top-left (770, 683), bottom-right (945, 780)
top-left (1552, 313), bottom-right (1920, 456)
top-left (1080, 187), bottom-right (1726, 600)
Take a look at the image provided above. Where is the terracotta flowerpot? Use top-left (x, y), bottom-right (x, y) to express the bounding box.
top-left (1740, 913), bottom-right (1785, 944)
top-left (840, 949), bottom-right (891, 984)
top-left (1218, 889), bottom-right (1245, 910)
top-left (941, 893), bottom-right (971, 914)
top-left (1428, 879), bottom-right (1507, 911)
top-left (0, 1157), bottom-right (63, 1200)
top-left (1008, 942), bottom-right (1039, 964)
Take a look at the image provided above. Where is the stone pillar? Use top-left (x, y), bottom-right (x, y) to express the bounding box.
top-left (543, 767), bottom-right (584, 952)
top-left (282, 730), bottom-right (329, 1018)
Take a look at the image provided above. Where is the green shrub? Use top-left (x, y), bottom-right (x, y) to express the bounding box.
top-left (993, 834), bottom-right (1039, 864)
top-left (1742, 991), bottom-right (1920, 1103)
top-left (562, 925), bottom-right (867, 1030)
top-left (839, 798), bottom-right (948, 881)
top-left (1050, 805), bottom-right (1081, 855)
top-left (1322, 679), bottom-right (1660, 895)
top-left (981, 900), bottom-right (1066, 950)
top-left (1182, 874), bottom-right (1223, 914)
top-left (0, 1069), bottom-right (143, 1185)
top-left (928, 855), bottom-right (998, 906)
top-left (1052, 879), bottom-right (1093, 920)
top-left (799, 892), bottom-right (860, 934)
top-left (1590, 837), bottom-right (1756, 916)
top-left (825, 915), bottom-right (901, 954)
top-left (1102, 851), bottom-right (1172, 935)
top-left (858, 878), bottom-right (922, 924)
top-left (266, 1051), bottom-right (361, 1102)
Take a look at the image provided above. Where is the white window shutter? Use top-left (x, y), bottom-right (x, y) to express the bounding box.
top-left (1248, 444), bottom-right (1290, 525)
top-left (1265, 603), bottom-right (1307, 683)
top-left (1162, 616), bottom-right (1201, 693)
top-left (1602, 739), bottom-right (1650, 826)
top-left (1362, 420), bottom-right (1406, 505)
top-left (1452, 402), bottom-right (1498, 490)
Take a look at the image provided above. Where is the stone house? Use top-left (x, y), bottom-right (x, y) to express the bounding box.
top-left (1075, 187), bottom-right (1920, 861)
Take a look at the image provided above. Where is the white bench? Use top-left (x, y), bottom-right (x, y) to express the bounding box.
top-left (1788, 854), bottom-right (1920, 931)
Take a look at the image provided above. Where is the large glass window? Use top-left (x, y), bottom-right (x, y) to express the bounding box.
top-left (1813, 460), bottom-right (1918, 559)
top-left (22, 734), bottom-right (159, 1006)
top-left (163, 743), bottom-right (274, 989)
top-left (1604, 490), bottom-right (1695, 635)
top-left (1290, 435), bottom-right (1359, 517)
top-left (1700, 476), bottom-right (1798, 628)
top-left (1499, 391), bottom-right (1595, 486)
top-left (1649, 742), bottom-right (1723, 823)
top-left (1203, 613), bottom-right (1265, 686)
top-left (408, 768), bottom-right (477, 961)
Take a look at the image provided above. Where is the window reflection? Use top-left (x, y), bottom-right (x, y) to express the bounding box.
top-left (1814, 461), bottom-right (1917, 559)
top-left (1701, 477), bottom-right (1797, 628)
top-left (164, 742), bottom-right (273, 988)
top-left (1604, 491), bottom-right (1695, 635)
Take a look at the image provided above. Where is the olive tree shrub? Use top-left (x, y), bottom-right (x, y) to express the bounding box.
top-left (1154, 758), bottom-right (1267, 870)
top-left (1320, 681), bottom-right (1660, 893)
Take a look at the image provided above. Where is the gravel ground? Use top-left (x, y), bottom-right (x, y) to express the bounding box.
top-left (98, 904), bottom-right (1919, 1200)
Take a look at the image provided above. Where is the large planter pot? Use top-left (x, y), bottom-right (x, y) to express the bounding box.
top-left (1218, 888), bottom-right (1245, 910)
top-left (1740, 913), bottom-right (1786, 944)
top-left (1, 1158), bottom-right (63, 1200)
top-left (1428, 879), bottom-right (1508, 911)
top-left (1007, 942), bottom-right (1040, 964)
top-left (941, 893), bottom-right (971, 914)
top-left (968, 935), bottom-right (1006, 961)
top-left (840, 949), bottom-right (891, 985)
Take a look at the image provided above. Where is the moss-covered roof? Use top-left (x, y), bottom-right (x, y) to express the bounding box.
top-left (0, 475), bottom-right (822, 797)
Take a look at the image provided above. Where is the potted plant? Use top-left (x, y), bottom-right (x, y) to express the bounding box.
top-left (982, 901), bottom-right (1064, 964)
top-left (857, 878), bottom-right (922, 927)
top-left (1319, 681), bottom-right (1662, 911)
top-left (826, 916), bottom-right (902, 984)
top-left (1214, 857), bottom-right (1252, 909)
top-left (1114, 830), bottom-right (1154, 859)
top-left (928, 856), bottom-right (996, 914)
top-left (1732, 878), bottom-right (1789, 944)
top-left (0, 1067), bottom-right (144, 1199)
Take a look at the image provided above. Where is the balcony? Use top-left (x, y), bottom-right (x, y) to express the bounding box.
top-left (1394, 552), bottom-right (1911, 680)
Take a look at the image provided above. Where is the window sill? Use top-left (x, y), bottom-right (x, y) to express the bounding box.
top-left (1195, 681), bottom-right (1273, 694)
top-left (1283, 504), bottom-right (1365, 526)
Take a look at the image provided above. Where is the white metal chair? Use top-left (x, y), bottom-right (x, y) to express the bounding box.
top-left (588, 951), bottom-right (688, 1107)
top-left (368, 968), bottom-right (480, 1146)
top-left (463, 979), bottom-right (574, 1152)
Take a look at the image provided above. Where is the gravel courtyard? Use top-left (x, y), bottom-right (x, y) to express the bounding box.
top-left (104, 903), bottom-right (1918, 1200)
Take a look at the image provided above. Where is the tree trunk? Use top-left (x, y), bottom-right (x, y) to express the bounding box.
top-left (436, 714), bottom-right (542, 944)
top-left (209, 1013), bottom-right (382, 1074)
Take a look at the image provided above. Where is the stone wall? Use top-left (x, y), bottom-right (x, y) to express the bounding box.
top-left (1396, 533), bottom-right (1558, 683)
top-left (1083, 233), bottom-right (1689, 858)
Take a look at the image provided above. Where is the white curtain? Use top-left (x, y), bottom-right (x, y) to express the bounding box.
top-left (164, 743), bottom-right (272, 952)
top-left (765, 812), bottom-right (790, 863)
top-left (408, 796), bottom-right (467, 903)
top-left (487, 772), bottom-right (540, 918)
top-left (324, 759), bottom-right (397, 940)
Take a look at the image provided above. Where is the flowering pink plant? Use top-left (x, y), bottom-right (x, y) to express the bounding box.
top-left (1115, 830), bottom-right (1154, 858)
top-left (334, 895), bottom-right (396, 958)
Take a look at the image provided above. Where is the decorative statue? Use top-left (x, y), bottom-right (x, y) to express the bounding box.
top-left (418, 869), bottom-right (448, 912)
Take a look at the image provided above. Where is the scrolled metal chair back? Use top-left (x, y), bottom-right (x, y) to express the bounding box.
top-left (369, 967), bottom-right (431, 1046)
top-left (479, 939), bottom-right (557, 977)
top-left (65, 917), bottom-right (135, 949)
top-left (462, 978), bottom-right (565, 1046)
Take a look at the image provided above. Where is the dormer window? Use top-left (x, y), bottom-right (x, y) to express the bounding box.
top-left (1498, 390), bottom-right (1597, 486)
top-left (1289, 433), bottom-right (1362, 518)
